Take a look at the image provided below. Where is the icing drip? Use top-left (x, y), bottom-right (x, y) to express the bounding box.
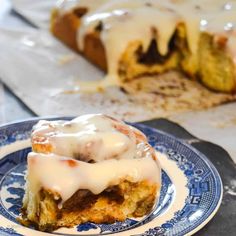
top-left (27, 152), bottom-right (161, 202)
top-left (27, 114), bottom-right (161, 203)
top-left (32, 114), bottom-right (152, 162)
top-left (56, 0), bottom-right (236, 88)
top-left (28, 115), bottom-right (161, 205)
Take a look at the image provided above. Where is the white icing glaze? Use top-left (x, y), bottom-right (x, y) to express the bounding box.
top-left (28, 115), bottom-right (161, 205)
top-left (56, 0), bottom-right (236, 90)
top-left (32, 114), bottom-right (151, 162)
top-left (56, 0), bottom-right (107, 14)
top-left (27, 152), bottom-right (161, 202)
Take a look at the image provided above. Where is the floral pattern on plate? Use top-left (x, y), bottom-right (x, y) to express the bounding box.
top-left (0, 118), bottom-right (222, 236)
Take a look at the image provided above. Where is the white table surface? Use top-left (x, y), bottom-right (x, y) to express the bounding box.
top-left (0, 0), bottom-right (35, 123)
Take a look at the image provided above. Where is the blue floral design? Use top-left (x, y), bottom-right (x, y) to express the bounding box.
top-left (6, 187), bottom-right (25, 216)
top-left (77, 218), bottom-right (138, 233)
top-left (142, 226), bottom-right (166, 236)
top-left (77, 222), bottom-right (97, 231)
top-left (0, 119), bottom-right (222, 236)
top-left (0, 227), bottom-right (23, 236)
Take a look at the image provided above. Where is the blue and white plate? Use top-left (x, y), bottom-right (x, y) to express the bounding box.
top-left (0, 117), bottom-right (222, 236)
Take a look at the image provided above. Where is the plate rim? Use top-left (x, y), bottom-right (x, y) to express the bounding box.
top-left (0, 116), bottom-right (223, 236)
top-left (136, 123), bottom-right (223, 236)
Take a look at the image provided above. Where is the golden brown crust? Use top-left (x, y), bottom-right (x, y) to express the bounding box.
top-left (83, 33), bottom-right (108, 71)
top-left (51, 8), bottom-right (84, 52)
top-left (50, 6), bottom-right (236, 94)
top-left (21, 180), bottom-right (158, 232)
top-left (31, 137), bottom-right (53, 154)
top-left (51, 8), bottom-right (107, 71)
top-left (51, 9), bottom-right (179, 77)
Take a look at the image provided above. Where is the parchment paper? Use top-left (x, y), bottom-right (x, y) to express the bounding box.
top-left (1, 1), bottom-right (236, 162)
top-left (12, 0), bottom-right (55, 28)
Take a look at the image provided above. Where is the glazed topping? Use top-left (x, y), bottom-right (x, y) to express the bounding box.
top-left (27, 152), bottom-right (161, 202)
top-left (56, 0), bottom-right (108, 14)
top-left (56, 0), bottom-right (236, 88)
top-left (32, 114), bottom-right (153, 162)
top-left (28, 115), bottom-right (161, 203)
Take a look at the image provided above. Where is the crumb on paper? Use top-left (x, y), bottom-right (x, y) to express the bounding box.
top-left (58, 54), bottom-right (76, 65)
top-left (97, 86), bottom-right (105, 93)
top-left (211, 117), bottom-right (236, 128)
